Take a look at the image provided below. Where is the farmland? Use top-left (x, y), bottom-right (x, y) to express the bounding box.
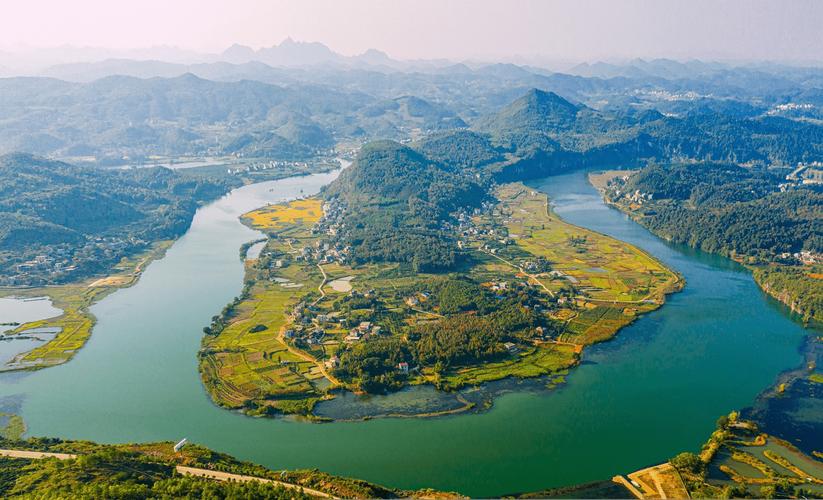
top-left (200, 184), bottom-right (681, 418)
top-left (200, 200), bottom-right (330, 416)
top-left (468, 183), bottom-right (682, 345)
top-left (243, 198), bottom-right (323, 230)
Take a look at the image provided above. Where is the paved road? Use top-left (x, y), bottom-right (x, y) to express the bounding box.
top-left (0, 449), bottom-right (77, 460)
top-left (176, 465), bottom-right (334, 498)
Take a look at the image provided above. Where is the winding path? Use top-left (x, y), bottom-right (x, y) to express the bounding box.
top-left (478, 247), bottom-right (555, 297)
top-left (0, 449), bottom-right (335, 498)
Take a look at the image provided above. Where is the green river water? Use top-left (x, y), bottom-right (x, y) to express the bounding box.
top-left (0, 169), bottom-right (810, 497)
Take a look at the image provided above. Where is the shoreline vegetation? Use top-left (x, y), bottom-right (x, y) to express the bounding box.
top-left (198, 173), bottom-right (682, 420)
top-left (590, 168), bottom-right (823, 457)
top-left (589, 168), bottom-right (821, 327)
top-left (0, 240), bottom-right (173, 371)
top-left (523, 411), bottom-right (823, 499)
top-left (1, 411), bottom-right (819, 498)
top-left (0, 156), bottom-right (343, 372)
top-left (0, 435), bottom-right (462, 499)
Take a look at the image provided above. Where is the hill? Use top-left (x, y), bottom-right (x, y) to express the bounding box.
top-left (322, 140), bottom-right (488, 271)
top-left (467, 88), bottom-right (823, 180)
top-left (0, 153), bottom-right (231, 285)
top-left (414, 130), bottom-right (504, 169)
top-left (599, 162), bottom-right (822, 322)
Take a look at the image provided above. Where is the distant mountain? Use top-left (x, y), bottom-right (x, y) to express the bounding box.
top-left (41, 58), bottom-right (190, 81)
top-left (464, 87), bottom-right (823, 181)
top-left (0, 74), bottom-right (381, 159)
top-left (220, 38), bottom-right (343, 67)
top-left (222, 43), bottom-right (257, 64)
top-left (567, 58), bottom-right (728, 80)
top-left (351, 48), bottom-right (398, 68)
top-left (473, 88), bottom-right (582, 152)
top-left (478, 88), bottom-right (580, 131)
top-left (357, 95), bottom-right (467, 135)
top-left (39, 59), bottom-right (298, 84)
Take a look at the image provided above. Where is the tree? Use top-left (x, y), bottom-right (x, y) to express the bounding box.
top-left (670, 452), bottom-right (704, 474)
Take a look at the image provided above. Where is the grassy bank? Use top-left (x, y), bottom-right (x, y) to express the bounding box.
top-left (0, 241), bottom-right (172, 371)
top-left (200, 183), bottom-right (682, 418)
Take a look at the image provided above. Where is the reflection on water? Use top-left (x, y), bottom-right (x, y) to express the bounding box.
top-left (0, 297), bottom-right (62, 333)
top-left (0, 168), bottom-right (811, 497)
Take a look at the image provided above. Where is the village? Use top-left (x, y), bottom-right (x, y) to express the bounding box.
top-left (0, 235), bottom-right (150, 287)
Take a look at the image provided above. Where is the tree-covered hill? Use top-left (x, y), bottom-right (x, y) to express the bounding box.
top-left (602, 162), bottom-right (822, 322)
top-left (0, 75), bottom-right (466, 162)
top-left (322, 140), bottom-right (489, 272)
top-left (414, 130), bottom-right (505, 169)
top-left (466, 87), bottom-right (823, 180)
top-left (474, 88), bottom-right (581, 152)
top-left (617, 162), bottom-right (821, 258)
top-left (0, 153), bottom-right (232, 285)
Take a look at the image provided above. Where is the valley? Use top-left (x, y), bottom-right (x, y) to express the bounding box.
top-left (0, 36), bottom-right (821, 496)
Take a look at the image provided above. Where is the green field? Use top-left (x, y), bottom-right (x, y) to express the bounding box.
top-left (201, 184), bottom-right (682, 418)
top-left (469, 184), bottom-right (681, 345)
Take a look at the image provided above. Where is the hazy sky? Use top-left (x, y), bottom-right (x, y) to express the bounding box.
top-left (3, 0), bottom-right (823, 62)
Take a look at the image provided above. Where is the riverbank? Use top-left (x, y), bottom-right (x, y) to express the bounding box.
top-left (0, 168), bottom-right (809, 497)
top-left (589, 169), bottom-right (823, 456)
top-left (0, 240), bottom-right (173, 371)
top-left (198, 180), bottom-right (682, 420)
top-left (589, 169), bottom-right (821, 325)
top-left (0, 160), bottom-right (347, 373)
top-left (0, 436), bottom-right (460, 498)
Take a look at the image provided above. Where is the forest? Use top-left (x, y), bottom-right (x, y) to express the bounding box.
top-left (617, 162), bottom-right (821, 257)
top-left (334, 277), bottom-right (550, 392)
top-left (605, 162), bottom-right (822, 322)
top-left (0, 153), bottom-right (232, 285)
top-left (323, 140), bottom-right (489, 272)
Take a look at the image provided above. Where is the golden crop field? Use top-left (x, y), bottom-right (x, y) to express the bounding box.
top-left (202, 197), bottom-right (334, 415)
top-left (243, 198), bottom-right (323, 230)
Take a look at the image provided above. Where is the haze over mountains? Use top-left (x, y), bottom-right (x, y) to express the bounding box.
top-left (3, 38), bottom-right (823, 80)
top-left (2, 37), bottom-right (823, 167)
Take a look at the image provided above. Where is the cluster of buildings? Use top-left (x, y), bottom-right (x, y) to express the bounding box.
top-left (2, 236), bottom-right (145, 287)
top-left (784, 162), bottom-right (823, 187)
top-left (344, 321), bottom-right (383, 343)
top-left (294, 238), bottom-right (350, 265)
top-left (226, 159), bottom-right (310, 175)
top-left (778, 250), bottom-right (821, 266)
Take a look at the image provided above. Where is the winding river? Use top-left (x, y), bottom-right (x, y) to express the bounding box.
top-left (0, 169), bottom-right (810, 497)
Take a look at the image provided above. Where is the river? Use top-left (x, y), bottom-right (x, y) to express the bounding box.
top-left (0, 169), bottom-right (810, 497)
